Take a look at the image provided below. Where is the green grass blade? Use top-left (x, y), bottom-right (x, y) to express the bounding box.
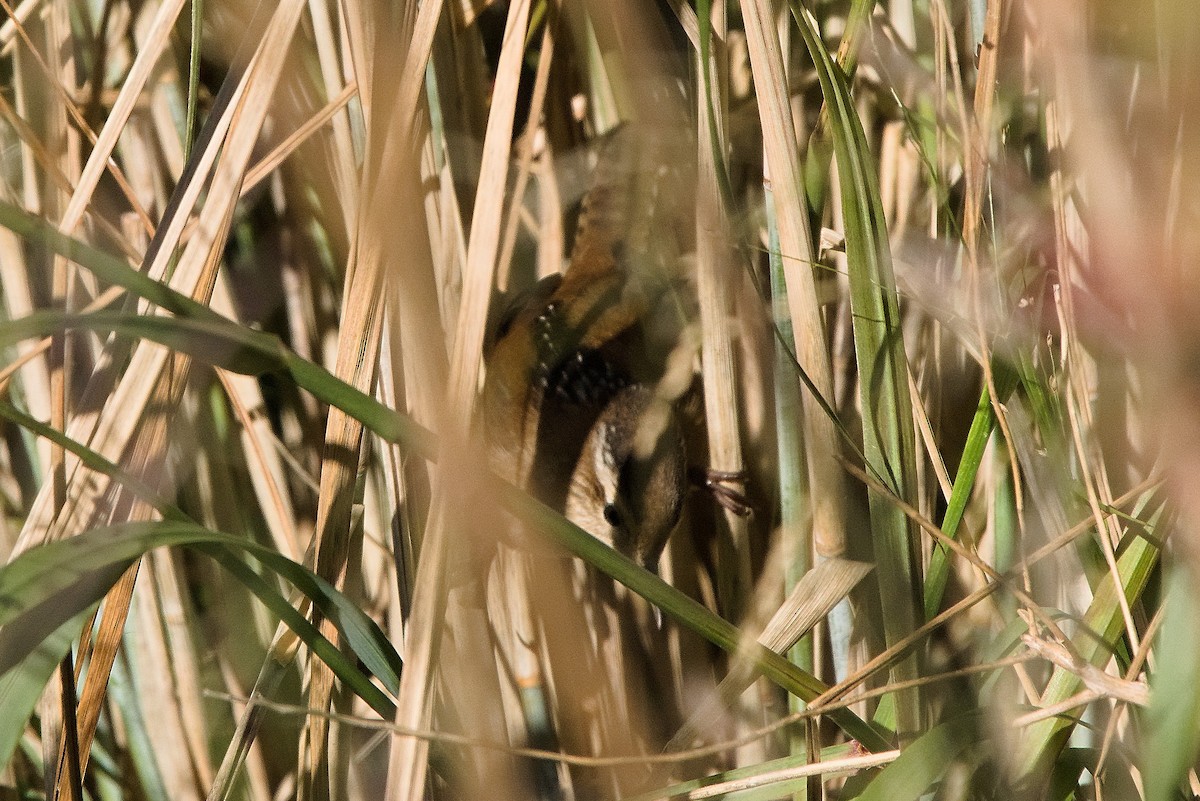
top-left (1142, 566), bottom-right (1200, 801)
top-left (801, 0), bottom-right (876, 222)
top-left (0, 308), bottom-right (438, 461)
top-left (0, 200), bottom-right (217, 322)
top-left (924, 364), bottom-right (1019, 619)
top-left (1013, 499), bottom-right (1165, 781)
top-left (0, 398), bottom-right (403, 697)
top-left (0, 523), bottom-right (398, 718)
top-left (505, 481), bottom-right (892, 752)
top-left (850, 713), bottom-right (980, 801)
top-left (0, 611), bottom-right (93, 771)
top-left (788, 1), bottom-right (922, 733)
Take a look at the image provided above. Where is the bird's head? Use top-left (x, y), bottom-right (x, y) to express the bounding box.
top-left (565, 386), bottom-right (686, 573)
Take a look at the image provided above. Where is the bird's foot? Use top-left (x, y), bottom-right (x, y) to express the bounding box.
top-left (690, 467), bottom-right (753, 517)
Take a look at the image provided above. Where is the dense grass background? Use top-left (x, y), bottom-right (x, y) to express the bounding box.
top-left (0, 0), bottom-right (1194, 799)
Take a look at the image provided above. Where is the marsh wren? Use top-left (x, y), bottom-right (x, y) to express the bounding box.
top-left (483, 129), bottom-right (689, 571)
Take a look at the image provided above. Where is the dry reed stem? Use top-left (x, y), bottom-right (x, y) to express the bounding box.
top-left (298, 110), bottom-right (387, 801)
top-left (696, 44), bottom-right (754, 608)
top-left (496, 24), bottom-right (556, 290)
top-left (738, 0), bottom-right (845, 561)
top-left (130, 555), bottom-right (208, 801)
top-left (680, 749), bottom-right (902, 800)
top-left (405, 0), bottom-right (533, 789)
top-left (379, 0), bottom-right (492, 795)
top-left (307, 0), bottom-right (361, 230)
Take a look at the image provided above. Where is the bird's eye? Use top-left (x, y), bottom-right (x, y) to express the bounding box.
top-left (602, 503), bottom-right (622, 528)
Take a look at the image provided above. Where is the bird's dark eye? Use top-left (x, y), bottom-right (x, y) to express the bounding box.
top-left (602, 503), bottom-right (622, 528)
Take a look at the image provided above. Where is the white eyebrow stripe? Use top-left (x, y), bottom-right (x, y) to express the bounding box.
top-left (594, 421), bottom-right (619, 503)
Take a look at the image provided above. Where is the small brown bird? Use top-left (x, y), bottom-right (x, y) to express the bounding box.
top-left (483, 129), bottom-right (690, 570)
top-left (480, 129), bottom-right (693, 799)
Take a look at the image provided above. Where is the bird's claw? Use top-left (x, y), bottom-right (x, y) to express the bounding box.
top-left (691, 467), bottom-right (753, 517)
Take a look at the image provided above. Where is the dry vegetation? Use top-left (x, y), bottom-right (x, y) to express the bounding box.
top-left (0, 0), bottom-right (1195, 799)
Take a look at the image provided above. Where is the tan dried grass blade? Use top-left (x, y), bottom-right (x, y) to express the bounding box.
top-left (385, 0), bottom-right (531, 794)
top-left (126, 551), bottom-right (209, 801)
top-left (668, 558), bottom-right (874, 749)
top-left (695, 50), bottom-right (753, 617)
top-left (297, 201), bottom-right (387, 801)
top-left (737, 0), bottom-right (846, 560)
top-left (290, 2), bottom-right (448, 800)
